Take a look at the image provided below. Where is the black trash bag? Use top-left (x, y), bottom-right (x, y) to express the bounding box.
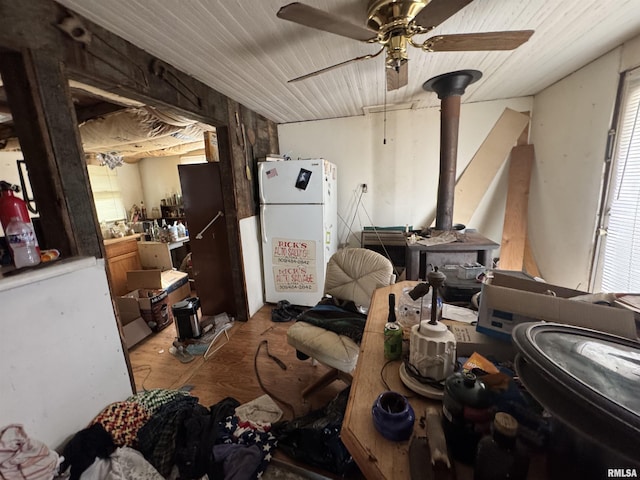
top-left (271, 386), bottom-right (355, 475)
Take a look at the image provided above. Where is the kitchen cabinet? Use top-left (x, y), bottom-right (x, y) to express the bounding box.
top-left (104, 235), bottom-right (142, 296)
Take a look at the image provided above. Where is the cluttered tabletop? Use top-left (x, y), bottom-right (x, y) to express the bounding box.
top-left (341, 278), bottom-right (640, 480)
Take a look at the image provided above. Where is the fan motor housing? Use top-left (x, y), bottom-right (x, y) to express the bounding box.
top-left (367, 0), bottom-right (428, 31)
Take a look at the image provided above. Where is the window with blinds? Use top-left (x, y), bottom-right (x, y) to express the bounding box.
top-left (87, 165), bottom-right (127, 223)
top-left (601, 67), bottom-right (640, 292)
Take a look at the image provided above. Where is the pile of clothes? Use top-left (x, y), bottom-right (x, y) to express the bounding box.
top-left (58, 389), bottom-right (279, 480)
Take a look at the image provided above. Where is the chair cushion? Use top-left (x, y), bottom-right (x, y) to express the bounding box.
top-left (324, 248), bottom-right (394, 310)
top-left (287, 321), bottom-right (360, 373)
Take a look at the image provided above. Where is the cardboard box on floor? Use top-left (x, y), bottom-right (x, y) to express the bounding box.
top-left (116, 292), bottom-right (153, 349)
top-left (477, 270), bottom-right (638, 342)
top-left (116, 269), bottom-right (191, 336)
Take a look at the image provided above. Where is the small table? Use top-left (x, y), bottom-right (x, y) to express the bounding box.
top-left (405, 231), bottom-right (498, 280)
top-left (341, 281), bottom-right (443, 480)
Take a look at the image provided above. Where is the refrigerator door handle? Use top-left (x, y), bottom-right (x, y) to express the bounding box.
top-left (258, 168), bottom-right (265, 204)
top-left (260, 205), bottom-right (267, 244)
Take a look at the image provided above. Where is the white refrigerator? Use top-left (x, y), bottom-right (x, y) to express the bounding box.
top-left (259, 158), bottom-right (338, 306)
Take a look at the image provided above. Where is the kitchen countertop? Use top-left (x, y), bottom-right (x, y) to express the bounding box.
top-left (103, 233), bottom-right (142, 245)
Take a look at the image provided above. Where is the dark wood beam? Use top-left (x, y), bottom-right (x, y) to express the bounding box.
top-left (0, 49), bottom-right (102, 258)
top-left (75, 101), bottom-right (126, 124)
top-left (217, 122), bottom-right (249, 321)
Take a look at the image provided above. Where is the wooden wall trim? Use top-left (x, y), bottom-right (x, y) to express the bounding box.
top-left (0, 50), bottom-right (102, 258)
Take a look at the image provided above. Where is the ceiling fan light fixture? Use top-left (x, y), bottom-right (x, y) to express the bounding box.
top-left (386, 33), bottom-right (409, 68)
top-left (367, 0), bottom-right (429, 31)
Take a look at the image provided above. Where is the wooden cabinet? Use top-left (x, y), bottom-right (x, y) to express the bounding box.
top-left (104, 235), bottom-right (142, 296)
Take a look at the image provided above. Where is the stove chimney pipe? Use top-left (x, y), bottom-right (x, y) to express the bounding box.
top-left (423, 70), bottom-right (482, 232)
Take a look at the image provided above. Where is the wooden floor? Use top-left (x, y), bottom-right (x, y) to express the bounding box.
top-left (128, 302), bottom-right (358, 478)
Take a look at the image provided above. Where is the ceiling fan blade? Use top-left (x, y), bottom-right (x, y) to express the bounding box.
top-left (424, 30), bottom-right (534, 52)
top-left (387, 62), bottom-right (408, 91)
top-left (277, 2), bottom-right (376, 42)
top-left (414, 0), bottom-right (474, 30)
top-left (288, 48), bottom-right (385, 83)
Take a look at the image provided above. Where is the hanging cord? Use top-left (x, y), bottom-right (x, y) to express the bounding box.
top-left (360, 198), bottom-right (403, 279)
top-left (383, 85), bottom-right (388, 145)
top-left (254, 340), bottom-right (295, 418)
top-left (338, 187), bottom-right (365, 246)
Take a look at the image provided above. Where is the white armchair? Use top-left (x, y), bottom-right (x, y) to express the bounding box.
top-left (286, 247), bottom-right (395, 396)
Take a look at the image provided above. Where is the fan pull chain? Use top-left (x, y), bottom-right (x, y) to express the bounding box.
top-left (383, 84), bottom-right (387, 145)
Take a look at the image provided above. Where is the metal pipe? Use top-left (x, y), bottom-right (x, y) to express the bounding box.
top-left (423, 70), bottom-right (482, 232)
top-left (436, 95), bottom-right (461, 231)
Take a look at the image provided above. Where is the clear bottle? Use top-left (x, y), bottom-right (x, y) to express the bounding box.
top-left (6, 216), bottom-right (41, 268)
top-left (474, 412), bottom-right (530, 480)
top-left (140, 200), bottom-right (147, 220)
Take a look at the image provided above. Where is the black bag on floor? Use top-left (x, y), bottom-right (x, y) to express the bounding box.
top-left (271, 387), bottom-right (355, 475)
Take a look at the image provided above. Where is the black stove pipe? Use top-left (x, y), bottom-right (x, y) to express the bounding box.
top-left (423, 70), bottom-right (482, 231)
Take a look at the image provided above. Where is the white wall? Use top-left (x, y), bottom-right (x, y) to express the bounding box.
top-left (239, 216), bottom-right (265, 316)
top-left (0, 257), bottom-right (132, 449)
top-left (138, 155), bottom-right (183, 218)
top-left (278, 97), bottom-right (533, 251)
top-left (529, 49), bottom-right (622, 290)
top-left (116, 162), bottom-right (144, 216)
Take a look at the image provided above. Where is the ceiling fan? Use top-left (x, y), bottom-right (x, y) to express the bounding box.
top-left (277, 0), bottom-right (534, 90)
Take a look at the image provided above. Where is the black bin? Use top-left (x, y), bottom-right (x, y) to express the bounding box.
top-left (172, 297), bottom-right (201, 340)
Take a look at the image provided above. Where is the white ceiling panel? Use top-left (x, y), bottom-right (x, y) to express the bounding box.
top-left (54, 0), bottom-right (640, 124)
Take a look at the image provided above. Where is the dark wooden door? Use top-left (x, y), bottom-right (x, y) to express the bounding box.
top-left (179, 163), bottom-right (236, 317)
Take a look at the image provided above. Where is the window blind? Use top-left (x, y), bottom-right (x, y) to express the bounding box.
top-left (87, 165), bottom-right (127, 223)
top-left (601, 67), bottom-right (640, 292)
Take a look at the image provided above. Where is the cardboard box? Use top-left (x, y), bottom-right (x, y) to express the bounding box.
top-left (477, 270), bottom-right (638, 341)
top-left (122, 317), bottom-right (153, 348)
top-left (118, 288), bottom-right (171, 332)
top-left (126, 269), bottom-right (189, 294)
top-left (117, 269), bottom-right (191, 332)
top-left (444, 321), bottom-right (516, 361)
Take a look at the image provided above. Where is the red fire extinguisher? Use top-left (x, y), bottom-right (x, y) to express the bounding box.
top-left (0, 181), bottom-right (40, 251)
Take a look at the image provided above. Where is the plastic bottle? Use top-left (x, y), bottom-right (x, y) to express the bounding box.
top-left (140, 200), bottom-right (147, 220)
top-left (6, 216), bottom-right (41, 268)
top-left (474, 412), bottom-right (530, 480)
top-left (176, 221), bottom-right (186, 238)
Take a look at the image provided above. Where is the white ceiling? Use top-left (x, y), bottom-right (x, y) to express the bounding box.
top-left (55, 0), bottom-right (640, 124)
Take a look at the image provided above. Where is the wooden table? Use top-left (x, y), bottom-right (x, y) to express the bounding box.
top-left (341, 281), bottom-right (442, 480)
top-left (341, 281), bottom-right (546, 480)
top-left (405, 231), bottom-right (498, 280)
